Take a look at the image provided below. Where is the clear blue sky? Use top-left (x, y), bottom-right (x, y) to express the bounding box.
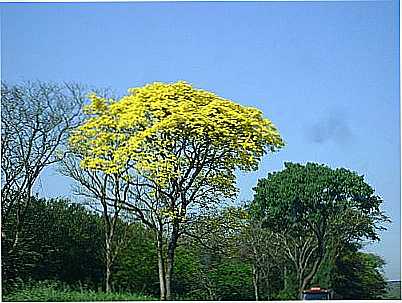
top-left (1, 1), bottom-right (400, 280)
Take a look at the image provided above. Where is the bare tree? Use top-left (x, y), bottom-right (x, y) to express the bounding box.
top-left (1, 81), bottom-right (86, 260)
top-left (58, 154), bottom-right (131, 292)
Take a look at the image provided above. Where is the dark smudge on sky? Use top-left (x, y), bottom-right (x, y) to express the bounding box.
top-left (307, 110), bottom-right (354, 145)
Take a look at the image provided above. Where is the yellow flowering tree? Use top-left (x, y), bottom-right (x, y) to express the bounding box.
top-left (70, 81), bottom-right (284, 299)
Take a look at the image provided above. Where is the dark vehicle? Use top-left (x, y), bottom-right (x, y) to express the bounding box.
top-left (302, 287), bottom-right (332, 300)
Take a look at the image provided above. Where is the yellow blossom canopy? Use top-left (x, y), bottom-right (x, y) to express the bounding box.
top-left (70, 81), bottom-right (284, 195)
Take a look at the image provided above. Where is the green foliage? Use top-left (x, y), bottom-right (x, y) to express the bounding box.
top-left (112, 224), bottom-right (159, 295)
top-left (251, 162), bottom-right (389, 297)
top-left (2, 197), bottom-right (164, 297)
top-left (173, 245), bottom-right (254, 300)
top-left (34, 200), bottom-right (104, 284)
top-left (275, 289), bottom-right (298, 301)
top-left (1, 163), bottom-right (391, 301)
top-left (274, 268), bottom-right (298, 300)
top-left (173, 207), bottom-right (254, 300)
top-left (238, 220), bottom-right (287, 300)
top-left (252, 162), bottom-right (386, 240)
top-left (332, 250), bottom-right (387, 299)
top-left (212, 258), bottom-right (253, 300)
top-left (2, 197), bottom-right (104, 291)
top-left (171, 245), bottom-right (202, 297)
top-left (2, 280), bottom-right (156, 302)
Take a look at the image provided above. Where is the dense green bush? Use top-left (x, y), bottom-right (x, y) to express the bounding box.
top-left (332, 250), bottom-right (387, 299)
top-left (2, 197), bottom-right (104, 292)
top-left (112, 224), bottom-right (159, 295)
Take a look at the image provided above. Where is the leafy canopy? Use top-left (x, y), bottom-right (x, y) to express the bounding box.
top-left (70, 81), bottom-right (284, 198)
top-left (252, 162), bottom-right (387, 242)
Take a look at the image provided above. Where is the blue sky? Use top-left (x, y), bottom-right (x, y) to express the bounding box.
top-left (1, 1), bottom-right (400, 280)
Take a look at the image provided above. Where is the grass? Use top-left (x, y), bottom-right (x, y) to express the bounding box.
top-left (3, 280), bottom-right (157, 302)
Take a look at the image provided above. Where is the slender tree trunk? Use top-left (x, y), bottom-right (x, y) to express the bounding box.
top-left (252, 264), bottom-right (259, 301)
top-left (283, 266), bottom-right (288, 290)
top-left (165, 222), bottom-right (179, 300)
top-left (298, 269), bottom-right (305, 300)
top-left (8, 190), bottom-right (31, 256)
top-left (266, 265), bottom-right (271, 300)
top-left (156, 233), bottom-right (167, 300)
top-left (105, 238), bottom-right (112, 293)
top-left (102, 196), bottom-right (113, 294)
top-left (165, 251), bottom-right (174, 300)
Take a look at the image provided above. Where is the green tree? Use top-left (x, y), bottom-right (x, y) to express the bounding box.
top-left (331, 248), bottom-right (387, 299)
top-left (251, 162), bottom-right (388, 297)
top-left (69, 81), bottom-right (284, 299)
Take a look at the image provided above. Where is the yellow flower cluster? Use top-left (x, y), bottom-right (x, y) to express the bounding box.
top-left (70, 81), bottom-right (284, 187)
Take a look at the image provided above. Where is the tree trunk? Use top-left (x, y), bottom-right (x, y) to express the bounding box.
top-left (265, 265), bottom-right (271, 300)
top-left (102, 197), bottom-right (113, 294)
top-left (298, 269), bottom-right (305, 300)
top-left (252, 264), bottom-right (259, 301)
top-left (299, 255), bottom-right (322, 298)
top-left (105, 238), bottom-right (112, 293)
top-left (165, 222), bottom-right (179, 300)
top-left (298, 240), bottom-right (325, 299)
top-left (156, 233), bottom-right (167, 300)
top-left (8, 190), bottom-right (31, 256)
top-left (283, 266), bottom-right (288, 290)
